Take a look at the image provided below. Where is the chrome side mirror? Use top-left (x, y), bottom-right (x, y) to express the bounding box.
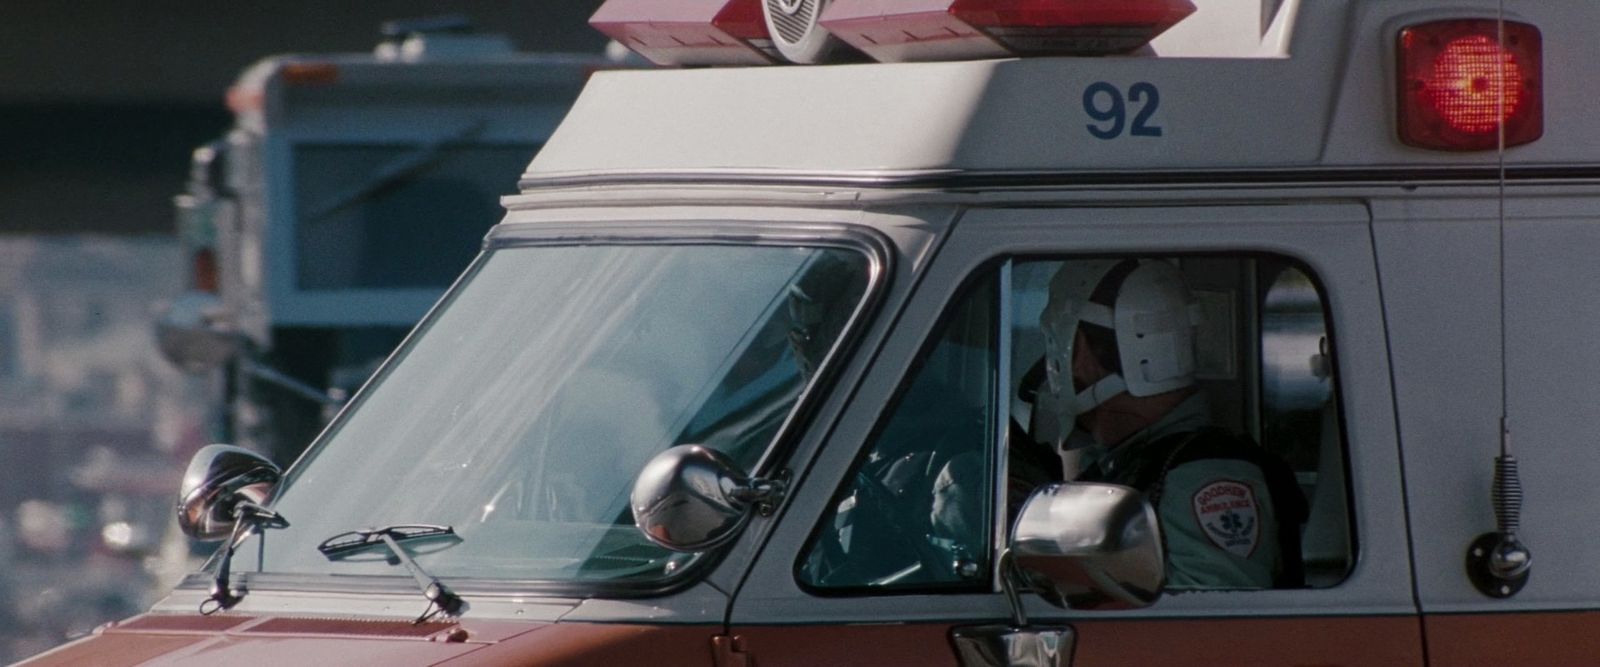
top-left (155, 291), bottom-right (242, 373)
top-left (177, 444), bottom-right (283, 541)
top-left (630, 445), bottom-right (785, 552)
top-left (1008, 482), bottom-right (1165, 610)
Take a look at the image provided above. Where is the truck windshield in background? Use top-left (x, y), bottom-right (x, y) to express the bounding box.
top-left (294, 143), bottom-right (535, 290)
top-left (234, 242), bottom-right (871, 585)
top-left (154, 23), bottom-right (616, 466)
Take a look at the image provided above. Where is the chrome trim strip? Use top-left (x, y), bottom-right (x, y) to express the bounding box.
top-left (519, 165), bottom-right (1600, 192)
top-left (993, 260), bottom-right (1014, 594)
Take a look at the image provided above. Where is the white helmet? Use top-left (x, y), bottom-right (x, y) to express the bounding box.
top-left (1034, 259), bottom-right (1202, 446)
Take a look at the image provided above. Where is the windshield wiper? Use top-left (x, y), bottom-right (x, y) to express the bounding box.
top-left (302, 120), bottom-right (486, 224)
top-left (317, 524), bottom-right (466, 623)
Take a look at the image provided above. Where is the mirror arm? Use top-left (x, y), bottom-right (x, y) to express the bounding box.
top-left (997, 549), bottom-right (1029, 628)
top-left (951, 550), bottom-right (1081, 667)
top-left (240, 358), bottom-right (343, 407)
top-left (201, 514), bottom-right (250, 614)
top-left (726, 479), bottom-right (776, 504)
top-left (730, 475), bottom-right (788, 517)
top-left (200, 501), bottom-right (289, 615)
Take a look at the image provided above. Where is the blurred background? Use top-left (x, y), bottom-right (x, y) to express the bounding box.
top-left (0, 3), bottom-right (605, 660)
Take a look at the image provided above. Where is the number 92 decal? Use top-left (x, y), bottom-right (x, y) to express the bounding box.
top-left (1083, 82), bottom-right (1163, 140)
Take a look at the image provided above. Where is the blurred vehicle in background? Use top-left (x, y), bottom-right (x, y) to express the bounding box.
top-left (156, 16), bottom-right (620, 466)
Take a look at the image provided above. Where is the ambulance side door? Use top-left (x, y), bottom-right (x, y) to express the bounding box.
top-left (726, 203), bottom-right (1423, 666)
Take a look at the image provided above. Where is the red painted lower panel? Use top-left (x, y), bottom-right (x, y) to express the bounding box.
top-left (114, 613), bottom-right (255, 633)
top-left (10, 616), bottom-right (713, 667)
top-left (738, 623), bottom-right (960, 667)
top-left (1425, 611), bottom-right (1600, 667)
top-left (14, 613), bottom-right (1435, 665)
top-left (15, 631), bottom-right (487, 666)
top-left (183, 636), bottom-right (484, 664)
top-left (733, 615), bottom-right (1423, 666)
top-left (1071, 615), bottom-right (1424, 666)
top-left (448, 623), bottom-right (719, 666)
top-left (14, 634), bottom-right (206, 667)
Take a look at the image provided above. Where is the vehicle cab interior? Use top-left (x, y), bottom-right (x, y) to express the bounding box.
top-left (799, 254), bottom-right (1353, 595)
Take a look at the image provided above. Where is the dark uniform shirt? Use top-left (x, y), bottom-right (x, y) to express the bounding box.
top-left (1075, 394), bottom-right (1305, 590)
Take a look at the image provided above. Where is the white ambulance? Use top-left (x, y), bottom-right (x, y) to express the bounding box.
top-left (30, 0), bottom-right (1600, 665)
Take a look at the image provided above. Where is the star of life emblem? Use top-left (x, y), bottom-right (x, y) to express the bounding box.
top-left (1192, 480), bottom-right (1260, 557)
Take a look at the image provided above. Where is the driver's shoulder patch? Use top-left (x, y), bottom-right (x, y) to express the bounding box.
top-left (1191, 479), bottom-right (1260, 558)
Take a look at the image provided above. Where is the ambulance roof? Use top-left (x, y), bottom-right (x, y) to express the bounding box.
top-left (524, 1), bottom-right (1600, 189)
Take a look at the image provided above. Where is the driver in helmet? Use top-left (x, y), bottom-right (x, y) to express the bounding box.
top-left (1032, 258), bottom-right (1306, 590)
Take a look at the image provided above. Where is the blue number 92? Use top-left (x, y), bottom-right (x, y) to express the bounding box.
top-left (1084, 82), bottom-right (1163, 140)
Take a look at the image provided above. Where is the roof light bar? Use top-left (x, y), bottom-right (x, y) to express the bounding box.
top-left (1397, 19), bottom-right (1542, 151)
top-left (819, 0), bottom-right (1197, 63)
top-left (591, 0), bottom-right (779, 67)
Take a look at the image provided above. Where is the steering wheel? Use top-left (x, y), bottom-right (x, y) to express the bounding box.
top-left (847, 468), bottom-right (958, 585)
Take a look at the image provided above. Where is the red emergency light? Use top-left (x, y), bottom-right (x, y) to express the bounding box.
top-left (591, 0), bottom-right (778, 66)
top-left (819, 0), bottom-right (1197, 63)
top-left (1397, 19), bottom-right (1542, 152)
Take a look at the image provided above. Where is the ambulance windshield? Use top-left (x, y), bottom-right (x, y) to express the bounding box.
top-left (236, 242), bottom-right (872, 587)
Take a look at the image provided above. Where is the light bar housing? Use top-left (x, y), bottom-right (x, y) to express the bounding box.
top-left (591, 0), bottom-right (778, 67)
top-left (1397, 18), bottom-right (1542, 151)
top-left (819, 0), bottom-right (1197, 63)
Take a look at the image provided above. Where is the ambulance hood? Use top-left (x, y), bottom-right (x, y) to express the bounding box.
top-left (14, 611), bottom-right (711, 666)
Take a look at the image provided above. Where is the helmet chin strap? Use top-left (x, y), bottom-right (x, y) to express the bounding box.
top-left (1073, 373), bottom-right (1127, 417)
top-left (1034, 372), bottom-right (1128, 451)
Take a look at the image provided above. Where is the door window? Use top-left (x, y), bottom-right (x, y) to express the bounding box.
top-left (799, 255), bottom-right (1352, 593)
top-left (798, 275), bottom-right (1000, 591)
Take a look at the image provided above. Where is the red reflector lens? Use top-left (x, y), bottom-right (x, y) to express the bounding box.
top-left (1398, 19), bottom-right (1542, 151)
top-left (192, 248), bottom-right (219, 294)
top-left (820, 0), bottom-right (1196, 63)
top-left (281, 62), bottom-right (339, 86)
top-left (591, 0), bottom-right (777, 66)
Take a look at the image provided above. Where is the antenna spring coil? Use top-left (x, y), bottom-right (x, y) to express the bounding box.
top-left (1492, 454), bottom-right (1523, 535)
